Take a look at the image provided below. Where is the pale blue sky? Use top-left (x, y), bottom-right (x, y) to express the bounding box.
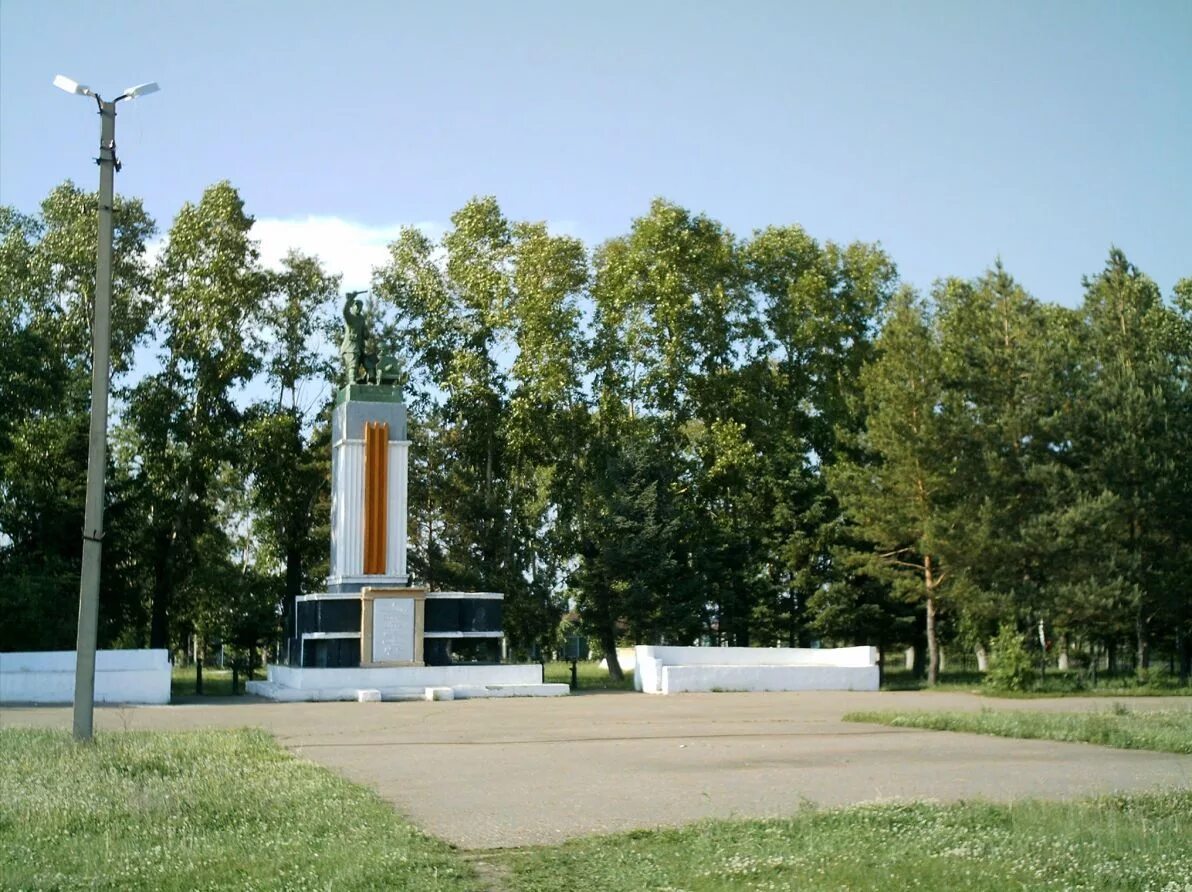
top-left (2, 0), bottom-right (1189, 306)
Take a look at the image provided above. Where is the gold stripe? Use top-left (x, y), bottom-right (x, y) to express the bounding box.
top-left (362, 421), bottom-right (389, 574)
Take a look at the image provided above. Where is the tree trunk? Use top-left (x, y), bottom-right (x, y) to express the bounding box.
top-left (788, 589), bottom-right (797, 648)
top-left (601, 630), bottom-right (623, 682)
top-left (283, 545), bottom-right (303, 645)
top-left (925, 594), bottom-right (939, 686)
top-left (924, 555), bottom-right (940, 686)
top-left (1178, 632), bottom-right (1191, 685)
top-left (1135, 607), bottom-right (1150, 676)
top-left (149, 530), bottom-right (173, 650)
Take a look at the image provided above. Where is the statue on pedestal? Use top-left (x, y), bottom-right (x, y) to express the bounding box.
top-left (340, 291), bottom-right (368, 383)
top-left (340, 290), bottom-right (402, 387)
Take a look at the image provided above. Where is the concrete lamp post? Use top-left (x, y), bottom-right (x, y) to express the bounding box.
top-left (53, 74), bottom-right (159, 742)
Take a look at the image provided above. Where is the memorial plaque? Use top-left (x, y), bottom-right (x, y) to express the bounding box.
top-left (372, 596), bottom-right (415, 663)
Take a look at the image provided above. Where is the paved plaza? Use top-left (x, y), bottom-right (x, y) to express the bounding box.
top-left (4, 690), bottom-right (1190, 848)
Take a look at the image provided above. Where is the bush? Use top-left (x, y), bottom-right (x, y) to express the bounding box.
top-left (985, 623), bottom-right (1035, 692)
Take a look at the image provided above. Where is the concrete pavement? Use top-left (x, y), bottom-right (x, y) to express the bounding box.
top-left (4, 690), bottom-right (1190, 848)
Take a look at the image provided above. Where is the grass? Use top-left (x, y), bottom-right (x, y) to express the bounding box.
top-left (542, 660), bottom-right (635, 690)
top-left (880, 666), bottom-right (1192, 698)
top-left (171, 665), bottom-right (258, 697)
top-left (505, 791), bottom-right (1192, 892)
top-left (880, 668), bottom-right (985, 692)
top-left (843, 705), bottom-right (1192, 754)
top-left (0, 728), bottom-right (479, 891)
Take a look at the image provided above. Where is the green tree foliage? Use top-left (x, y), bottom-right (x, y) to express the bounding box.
top-left (742, 227), bottom-right (896, 645)
top-left (985, 622), bottom-right (1035, 691)
top-left (0, 183), bottom-right (154, 650)
top-left (373, 198), bottom-right (589, 650)
top-left (1065, 251), bottom-right (1192, 675)
top-left (570, 426), bottom-right (686, 675)
top-left (4, 182), bottom-right (1188, 686)
top-left (241, 251), bottom-right (340, 648)
top-left (829, 288), bottom-right (961, 684)
top-left (580, 201), bottom-right (751, 669)
top-left (928, 266), bottom-right (1076, 648)
top-left (119, 181), bottom-right (267, 650)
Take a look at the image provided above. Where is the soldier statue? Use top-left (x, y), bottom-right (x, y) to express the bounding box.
top-left (340, 290), bottom-right (402, 387)
top-left (340, 291), bottom-right (369, 383)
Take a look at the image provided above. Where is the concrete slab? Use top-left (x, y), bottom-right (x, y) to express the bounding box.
top-left (3, 690), bottom-right (1189, 849)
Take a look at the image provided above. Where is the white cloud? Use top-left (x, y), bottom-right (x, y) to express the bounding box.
top-left (148, 214), bottom-right (582, 293)
top-left (251, 216), bottom-right (443, 290)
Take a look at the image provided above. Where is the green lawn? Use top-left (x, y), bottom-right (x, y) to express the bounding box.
top-left (171, 665), bottom-right (256, 697)
top-left (542, 660), bottom-right (635, 690)
top-left (0, 728), bottom-right (479, 891)
top-left (844, 705), bottom-right (1192, 754)
top-left (505, 792), bottom-right (1192, 892)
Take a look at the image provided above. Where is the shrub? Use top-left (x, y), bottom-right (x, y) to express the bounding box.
top-left (985, 623), bottom-right (1035, 692)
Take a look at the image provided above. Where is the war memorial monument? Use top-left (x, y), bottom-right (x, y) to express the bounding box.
top-left (247, 293), bottom-right (566, 701)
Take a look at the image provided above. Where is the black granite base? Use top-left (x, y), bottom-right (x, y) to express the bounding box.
top-left (296, 598), bottom-right (361, 635)
top-left (300, 637), bottom-right (361, 668)
top-left (286, 593), bottom-right (504, 668)
top-left (425, 599), bottom-right (503, 634)
top-left (424, 637), bottom-right (502, 666)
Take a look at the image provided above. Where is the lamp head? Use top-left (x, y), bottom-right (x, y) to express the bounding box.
top-left (120, 82), bottom-right (160, 100)
top-left (53, 75), bottom-right (94, 98)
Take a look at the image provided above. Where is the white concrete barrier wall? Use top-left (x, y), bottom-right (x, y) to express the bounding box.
top-left (267, 662), bottom-right (543, 690)
top-left (634, 645), bottom-right (878, 694)
top-left (661, 664), bottom-right (879, 694)
top-left (0, 649), bottom-right (171, 704)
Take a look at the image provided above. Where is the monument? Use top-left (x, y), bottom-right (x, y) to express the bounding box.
top-left (249, 294), bottom-right (566, 701)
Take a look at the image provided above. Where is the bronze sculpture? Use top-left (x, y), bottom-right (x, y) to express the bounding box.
top-left (340, 290), bottom-right (401, 386)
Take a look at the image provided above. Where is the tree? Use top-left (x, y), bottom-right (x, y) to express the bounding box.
top-left (373, 199), bottom-right (510, 598)
top-left (742, 227), bottom-right (895, 646)
top-left (374, 198), bottom-right (589, 650)
top-left (502, 221), bottom-right (589, 647)
top-left (1069, 250), bottom-right (1190, 674)
top-left (579, 200), bottom-right (753, 665)
top-left (0, 183), bottom-right (154, 650)
top-left (806, 544), bottom-right (915, 683)
top-left (242, 251), bottom-right (340, 652)
top-left (929, 266), bottom-right (1074, 653)
top-left (829, 287), bottom-right (964, 684)
top-left (570, 425), bottom-right (684, 676)
top-left (120, 182), bottom-right (267, 650)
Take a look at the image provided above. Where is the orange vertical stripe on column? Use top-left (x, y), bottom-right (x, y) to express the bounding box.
top-left (362, 421), bottom-right (389, 574)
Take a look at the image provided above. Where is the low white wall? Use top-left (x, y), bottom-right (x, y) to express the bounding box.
top-left (267, 662), bottom-right (543, 690)
top-left (0, 649), bottom-right (171, 704)
top-left (450, 683), bottom-right (569, 699)
top-left (661, 664), bottom-right (879, 694)
top-left (635, 645), bottom-right (878, 694)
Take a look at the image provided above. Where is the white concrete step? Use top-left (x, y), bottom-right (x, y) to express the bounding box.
top-left (246, 680), bottom-right (569, 702)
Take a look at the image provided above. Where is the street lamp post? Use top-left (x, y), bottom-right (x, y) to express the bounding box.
top-left (53, 75), bottom-right (159, 742)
